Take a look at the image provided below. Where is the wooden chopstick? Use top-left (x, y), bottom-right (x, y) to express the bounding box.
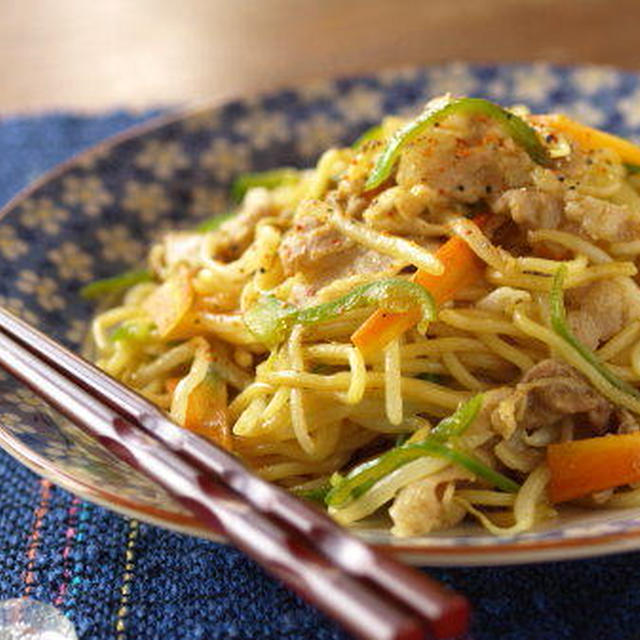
top-left (0, 307), bottom-right (470, 640)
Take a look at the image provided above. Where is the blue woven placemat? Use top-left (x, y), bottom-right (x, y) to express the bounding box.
top-left (1, 110), bottom-right (640, 640)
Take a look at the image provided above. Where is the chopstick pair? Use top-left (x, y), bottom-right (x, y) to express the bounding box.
top-left (0, 306), bottom-right (470, 640)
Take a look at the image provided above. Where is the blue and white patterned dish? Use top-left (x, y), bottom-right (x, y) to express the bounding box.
top-left (2, 63), bottom-right (640, 566)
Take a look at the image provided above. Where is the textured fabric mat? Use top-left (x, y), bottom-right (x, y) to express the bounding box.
top-left (0, 110), bottom-right (639, 640)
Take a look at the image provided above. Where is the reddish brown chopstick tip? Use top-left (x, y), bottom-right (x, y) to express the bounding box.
top-left (431, 592), bottom-right (471, 639)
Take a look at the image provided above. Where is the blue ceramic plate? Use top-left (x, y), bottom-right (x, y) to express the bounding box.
top-left (3, 63), bottom-right (640, 566)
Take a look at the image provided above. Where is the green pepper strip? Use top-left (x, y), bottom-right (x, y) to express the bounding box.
top-left (81, 268), bottom-right (153, 300)
top-left (231, 167), bottom-right (300, 203)
top-left (429, 392), bottom-right (484, 440)
top-left (394, 433), bottom-right (410, 447)
top-left (625, 162), bottom-right (640, 175)
top-left (365, 97), bottom-right (552, 190)
top-left (292, 483), bottom-right (331, 503)
top-left (196, 210), bottom-right (235, 232)
top-left (551, 266), bottom-right (640, 401)
top-left (352, 124), bottom-right (383, 149)
top-left (326, 394), bottom-right (519, 507)
top-left (327, 442), bottom-right (519, 507)
top-left (326, 394), bottom-right (483, 506)
top-left (243, 278), bottom-right (436, 348)
top-left (110, 320), bottom-right (155, 343)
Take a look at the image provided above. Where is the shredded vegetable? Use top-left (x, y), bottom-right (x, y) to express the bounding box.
top-left (293, 483), bottom-right (331, 503)
top-left (196, 211), bottom-right (235, 232)
top-left (110, 320), bottom-right (154, 343)
top-left (231, 168), bottom-right (300, 203)
top-left (548, 433), bottom-right (640, 503)
top-left (183, 369), bottom-right (232, 449)
top-left (244, 278), bottom-right (436, 348)
top-left (352, 215), bottom-right (489, 354)
top-left (81, 268), bottom-right (152, 300)
top-left (626, 163), bottom-right (640, 175)
top-left (429, 393), bottom-right (484, 440)
top-left (327, 395), bottom-right (518, 507)
top-left (352, 124), bottom-right (383, 149)
top-left (536, 113), bottom-right (640, 167)
top-left (142, 268), bottom-right (194, 339)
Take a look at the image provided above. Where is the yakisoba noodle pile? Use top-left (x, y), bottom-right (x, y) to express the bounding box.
top-left (86, 96), bottom-right (640, 537)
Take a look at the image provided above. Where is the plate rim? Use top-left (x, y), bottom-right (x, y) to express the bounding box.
top-left (3, 61), bottom-right (640, 566)
top-left (6, 415), bottom-right (640, 567)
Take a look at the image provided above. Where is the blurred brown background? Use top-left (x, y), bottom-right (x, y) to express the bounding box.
top-left (2, 0), bottom-right (639, 113)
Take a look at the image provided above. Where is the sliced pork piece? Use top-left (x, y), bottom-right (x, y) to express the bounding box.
top-left (389, 466), bottom-right (472, 536)
top-left (396, 116), bottom-right (535, 204)
top-left (491, 177), bottom-right (640, 246)
top-left (494, 188), bottom-right (564, 230)
top-left (566, 279), bottom-right (640, 350)
top-left (564, 193), bottom-right (640, 243)
top-left (279, 212), bottom-right (353, 276)
top-left (490, 359), bottom-right (638, 439)
top-left (519, 359), bottom-right (612, 432)
top-left (279, 204), bottom-right (396, 293)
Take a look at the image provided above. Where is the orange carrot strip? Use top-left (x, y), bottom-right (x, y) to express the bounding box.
top-left (535, 113), bottom-right (640, 165)
top-left (142, 266), bottom-right (194, 339)
top-left (547, 433), bottom-right (640, 503)
top-left (184, 373), bottom-right (233, 450)
top-left (351, 215), bottom-right (489, 355)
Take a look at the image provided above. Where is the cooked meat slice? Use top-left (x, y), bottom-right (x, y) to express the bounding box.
top-left (490, 359), bottom-right (614, 438)
top-left (292, 243), bottom-right (396, 294)
top-left (494, 188), bottom-right (564, 230)
top-left (279, 204), bottom-right (397, 293)
top-left (521, 359), bottom-right (613, 432)
top-left (491, 179), bottom-right (640, 246)
top-left (389, 467), bottom-right (472, 536)
top-left (566, 279), bottom-right (640, 350)
top-left (396, 116), bottom-right (534, 204)
top-left (564, 193), bottom-right (640, 243)
top-left (279, 213), bottom-right (353, 276)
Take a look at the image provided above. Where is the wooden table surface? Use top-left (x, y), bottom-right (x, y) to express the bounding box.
top-left (2, 0), bottom-right (640, 113)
